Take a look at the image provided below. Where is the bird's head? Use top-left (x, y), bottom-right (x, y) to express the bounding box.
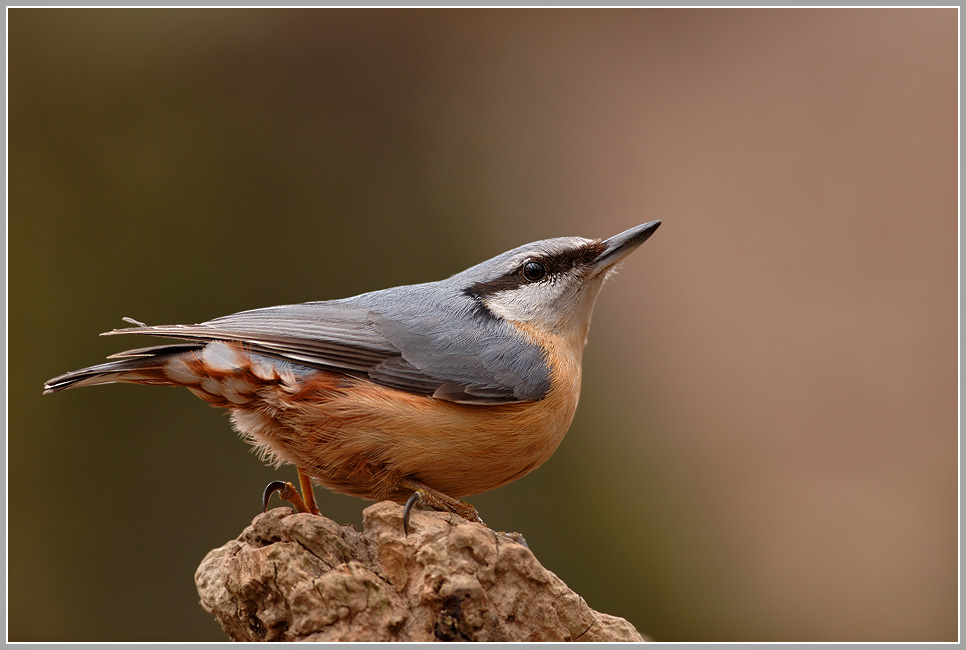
top-left (456, 221), bottom-right (661, 346)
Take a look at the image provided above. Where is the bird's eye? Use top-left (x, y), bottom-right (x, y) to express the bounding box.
top-left (522, 260), bottom-right (546, 282)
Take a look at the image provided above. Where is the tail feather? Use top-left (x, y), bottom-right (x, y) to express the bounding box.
top-left (43, 343), bottom-right (203, 394)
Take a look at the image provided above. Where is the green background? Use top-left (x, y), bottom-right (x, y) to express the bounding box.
top-left (9, 8), bottom-right (957, 642)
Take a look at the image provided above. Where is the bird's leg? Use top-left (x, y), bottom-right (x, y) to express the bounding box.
top-left (297, 467), bottom-right (320, 515)
top-left (262, 467), bottom-right (320, 515)
top-left (400, 477), bottom-right (485, 534)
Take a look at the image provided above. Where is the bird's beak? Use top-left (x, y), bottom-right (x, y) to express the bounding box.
top-left (593, 221), bottom-right (662, 272)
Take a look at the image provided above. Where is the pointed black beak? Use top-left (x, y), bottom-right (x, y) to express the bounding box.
top-left (593, 221), bottom-right (661, 271)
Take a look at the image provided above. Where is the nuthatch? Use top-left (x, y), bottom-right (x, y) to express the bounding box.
top-left (44, 221), bottom-right (660, 531)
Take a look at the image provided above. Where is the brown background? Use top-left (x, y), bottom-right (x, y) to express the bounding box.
top-left (9, 8), bottom-right (957, 642)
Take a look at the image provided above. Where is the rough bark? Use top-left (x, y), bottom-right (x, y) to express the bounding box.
top-left (195, 502), bottom-right (645, 642)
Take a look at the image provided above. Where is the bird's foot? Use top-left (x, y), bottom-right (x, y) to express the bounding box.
top-left (263, 468), bottom-right (321, 515)
top-left (263, 480), bottom-right (311, 513)
top-left (400, 478), bottom-right (484, 534)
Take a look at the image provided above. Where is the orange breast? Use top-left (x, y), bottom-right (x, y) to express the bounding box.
top-left (224, 327), bottom-right (585, 502)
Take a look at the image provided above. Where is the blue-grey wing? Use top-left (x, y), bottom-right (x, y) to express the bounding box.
top-left (103, 284), bottom-right (550, 404)
top-left (106, 301), bottom-right (395, 371)
top-left (361, 291), bottom-right (550, 403)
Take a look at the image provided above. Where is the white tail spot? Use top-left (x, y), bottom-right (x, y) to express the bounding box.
top-left (202, 341), bottom-right (244, 372)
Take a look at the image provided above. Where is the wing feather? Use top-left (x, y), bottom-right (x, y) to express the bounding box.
top-left (102, 289), bottom-right (550, 404)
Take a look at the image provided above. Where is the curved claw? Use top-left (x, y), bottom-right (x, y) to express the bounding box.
top-left (262, 480), bottom-right (313, 513)
top-left (262, 480), bottom-right (289, 512)
top-left (402, 490), bottom-right (424, 535)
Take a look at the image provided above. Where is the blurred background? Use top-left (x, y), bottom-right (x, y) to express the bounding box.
top-left (8, 8), bottom-right (957, 642)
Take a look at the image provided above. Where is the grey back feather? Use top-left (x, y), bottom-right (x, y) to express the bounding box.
top-left (103, 240), bottom-right (565, 404)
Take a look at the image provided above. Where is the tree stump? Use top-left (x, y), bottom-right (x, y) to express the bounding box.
top-left (195, 502), bottom-right (645, 642)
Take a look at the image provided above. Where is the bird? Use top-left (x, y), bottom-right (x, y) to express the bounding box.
top-left (44, 221), bottom-right (661, 532)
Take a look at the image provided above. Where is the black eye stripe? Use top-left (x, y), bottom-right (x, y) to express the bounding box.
top-left (519, 243), bottom-right (602, 280)
top-left (466, 240), bottom-right (607, 299)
